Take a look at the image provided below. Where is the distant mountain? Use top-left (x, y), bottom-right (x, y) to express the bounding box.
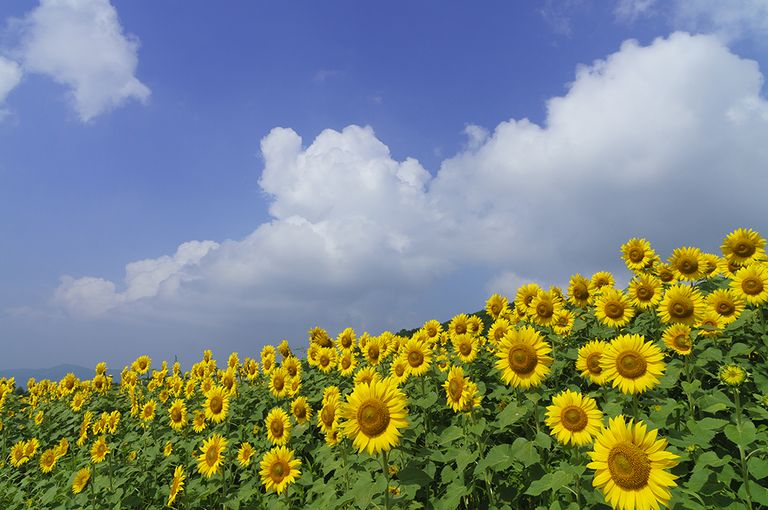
top-left (0, 364), bottom-right (94, 388)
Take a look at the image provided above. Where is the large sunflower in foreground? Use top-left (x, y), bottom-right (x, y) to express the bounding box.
top-left (495, 326), bottom-right (553, 389)
top-left (197, 433), bottom-right (226, 478)
top-left (588, 416), bottom-right (679, 510)
top-left (545, 389), bottom-right (603, 447)
top-left (594, 288), bottom-right (635, 328)
top-left (576, 340), bottom-right (610, 386)
top-left (601, 334), bottom-right (665, 395)
top-left (657, 285), bottom-right (705, 326)
top-left (259, 446), bottom-right (301, 494)
top-left (339, 378), bottom-right (409, 455)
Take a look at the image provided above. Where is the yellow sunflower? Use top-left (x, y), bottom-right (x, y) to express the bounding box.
top-left (167, 465), bottom-right (185, 506)
top-left (192, 410), bottom-right (206, 433)
top-left (668, 246), bottom-right (705, 281)
top-left (339, 378), bottom-right (409, 455)
top-left (657, 284), bottom-right (705, 326)
top-left (291, 396), bottom-right (312, 424)
top-left (140, 400), bottom-right (157, 422)
top-left (466, 315), bottom-right (484, 337)
top-left (451, 333), bottom-right (478, 364)
top-left (697, 311), bottom-right (725, 338)
top-left (731, 264), bottom-right (768, 305)
top-left (204, 386), bottom-right (229, 424)
top-left (364, 336), bottom-right (385, 366)
top-left (627, 275), bottom-right (662, 310)
top-left (72, 467), bottom-right (91, 494)
top-left (354, 367), bottom-right (381, 387)
top-left (721, 228), bottom-right (766, 266)
top-left (197, 433), bottom-right (226, 478)
top-left (487, 318), bottom-right (511, 349)
top-left (661, 324), bottom-right (693, 356)
top-left (422, 319), bottom-right (442, 343)
top-left (719, 364), bottom-right (747, 386)
top-left (336, 327), bottom-right (357, 351)
top-left (400, 338), bottom-right (432, 377)
top-left (552, 309), bottom-right (575, 336)
top-left (269, 367), bottom-right (290, 399)
top-left (39, 448), bottom-right (57, 473)
top-left (700, 253), bottom-right (721, 277)
top-left (529, 290), bottom-right (562, 327)
top-left (568, 273), bottom-right (593, 307)
top-left (515, 283), bottom-right (542, 316)
top-left (54, 438), bottom-right (69, 459)
top-left (601, 334), bottom-right (665, 395)
top-left (237, 442), bottom-right (255, 467)
top-left (168, 399), bottom-right (187, 432)
top-left (10, 441), bottom-right (28, 468)
top-left (265, 407), bottom-right (291, 446)
top-left (576, 340), bottom-right (610, 386)
top-left (316, 347), bottom-right (337, 373)
top-left (448, 313), bottom-right (470, 340)
top-left (163, 441), bottom-right (173, 457)
top-left (707, 289), bottom-right (745, 324)
top-left (594, 288), bottom-right (635, 328)
top-left (389, 355), bottom-right (411, 384)
top-left (259, 446), bottom-right (301, 494)
top-left (545, 390), bottom-right (603, 447)
top-left (90, 436), bottom-right (109, 463)
top-left (591, 272), bottom-right (615, 293)
top-left (494, 326), bottom-right (553, 389)
top-left (132, 355), bottom-right (151, 375)
top-left (282, 356), bottom-right (301, 379)
top-left (621, 238), bottom-right (655, 272)
top-left (485, 293), bottom-right (509, 321)
top-left (655, 263), bottom-right (677, 284)
top-left (443, 366), bottom-right (470, 412)
top-left (587, 416), bottom-right (679, 510)
top-left (338, 350), bottom-right (357, 377)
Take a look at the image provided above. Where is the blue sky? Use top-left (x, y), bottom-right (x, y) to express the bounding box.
top-left (1, 0), bottom-right (768, 372)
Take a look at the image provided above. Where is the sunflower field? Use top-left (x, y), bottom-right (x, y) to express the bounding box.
top-left (2, 228), bottom-right (768, 510)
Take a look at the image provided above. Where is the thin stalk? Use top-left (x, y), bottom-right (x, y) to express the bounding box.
top-left (632, 394), bottom-right (639, 419)
top-left (381, 451), bottom-right (391, 510)
top-left (733, 390), bottom-right (753, 509)
top-left (108, 452), bottom-right (114, 492)
top-left (89, 467), bottom-right (96, 510)
top-left (683, 356), bottom-right (696, 418)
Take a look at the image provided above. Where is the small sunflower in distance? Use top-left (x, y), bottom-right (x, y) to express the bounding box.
top-left (237, 442), bottom-right (255, 467)
top-left (265, 407), bottom-right (291, 446)
top-left (485, 294), bottom-right (509, 320)
top-left (601, 334), bottom-right (665, 395)
top-left (662, 324), bottom-right (693, 356)
top-left (259, 446), bottom-right (301, 494)
top-left (291, 396), bottom-right (312, 425)
top-left (568, 273), bottom-right (592, 307)
top-left (389, 355), bottom-right (411, 385)
top-left (658, 284), bottom-right (705, 326)
top-left (576, 340), bottom-right (610, 386)
top-left (39, 448), bottom-right (57, 474)
top-left (655, 263), bottom-right (677, 284)
top-left (168, 399), bottom-right (187, 432)
top-left (720, 364), bottom-right (747, 386)
top-left (591, 272), bottom-right (615, 293)
top-left (90, 436), bottom-right (109, 463)
top-left (448, 313), bottom-right (470, 340)
top-left (443, 366), bottom-right (470, 412)
top-left (197, 433), bottom-right (226, 478)
top-left (204, 386), bottom-right (230, 424)
top-left (668, 246), bottom-right (705, 281)
top-left (731, 264), bottom-right (768, 305)
top-left (167, 465), bottom-right (185, 506)
top-left (721, 228), bottom-right (766, 266)
top-left (529, 290), bottom-right (561, 327)
top-left (588, 416), bottom-right (679, 510)
top-left (452, 334), bottom-right (479, 364)
top-left (515, 283), bottom-right (542, 315)
top-left (545, 390), bottom-right (603, 447)
top-left (401, 338), bottom-right (431, 376)
top-left (594, 288), bottom-right (635, 328)
top-left (621, 238), bottom-right (655, 272)
top-left (339, 378), bottom-right (409, 455)
top-left (627, 274), bottom-right (662, 310)
top-left (72, 467), bottom-right (91, 494)
top-left (495, 326), bottom-right (553, 389)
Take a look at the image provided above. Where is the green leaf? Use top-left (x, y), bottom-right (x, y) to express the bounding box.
top-left (511, 437), bottom-right (540, 467)
top-left (748, 456), bottom-right (768, 480)
top-left (455, 448), bottom-right (479, 473)
top-left (439, 425), bottom-right (464, 444)
top-left (724, 420), bottom-right (757, 447)
top-left (474, 444), bottom-right (515, 475)
top-left (496, 402), bottom-right (527, 428)
top-left (525, 470), bottom-right (572, 496)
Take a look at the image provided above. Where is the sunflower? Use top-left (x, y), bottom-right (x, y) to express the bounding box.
top-left (719, 364), bottom-right (747, 386)
top-left (354, 367), bottom-right (381, 386)
top-left (668, 246), bottom-right (705, 281)
top-left (138, 400), bottom-right (156, 423)
top-left (91, 436), bottom-right (109, 463)
top-left (364, 336), bottom-right (385, 366)
top-left (443, 366), bottom-right (470, 412)
top-left (265, 407), bottom-right (291, 446)
top-left (168, 465), bottom-right (185, 506)
top-left (568, 273), bottom-right (593, 307)
top-left (595, 288), bottom-right (635, 328)
top-left (448, 313), bottom-right (470, 340)
top-left (282, 356), bottom-right (301, 379)
top-left (318, 395), bottom-right (339, 435)
top-left (389, 356), bottom-right (411, 384)
top-left (291, 396), bottom-right (312, 424)
top-left (731, 264), bottom-right (768, 305)
top-left (54, 438), bottom-right (69, 459)
top-left (577, 340), bottom-right (610, 386)
top-left (627, 275), bottom-right (662, 310)
top-left (529, 291), bottom-right (562, 327)
top-left (167, 399), bottom-right (187, 432)
top-left (400, 338), bottom-right (432, 377)
top-left (336, 327), bottom-right (357, 351)
top-left (39, 448), bottom-right (57, 473)
top-left (339, 378), bottom-right (408, 455)
top-left (701, 253), bottom-right (721, 277)
top-left (132, 355), bottom-right (151, 375)
top-left (338, 350), bottom-right (358, 377)
top-left (661, 324), bottom-right (693, 355)
top-left (452, 334), bottom-right (479, 363)
top-left (545, 390), bottom-right (603, 447)
top-left (10, 441), bottom-right (28, 468)
top-left (192, 410), bottom-right (207, 433)
top-left (697, 311), bottom-right (725, 338)
top-left (197, 433), bottom-right (226, 478)
top-left (707, 289), bottom-right (745, 325)
top-left (466, 315), bottom-right (484, 337)
top-left (655, 263), bottom-right (677, 284)
top-left (495, 326), bottom-right (553, 389)
top-left (259, 446), bottom-right (301, 494)
top-left (204, 386), bottom-right (229, 424)
top-left (485, 294), bottom-right (509, 320)
top-left (552, 309), bottom-right (575, 336)
top-left (163, 441), bottom-right (173, 458)
top-left (72, 467), bottom-right (91, 494)
top-left (323, 385), bottom-right (341, 405)
top-left (621, 238), bottom-right (655, 272)
top-left (721, 228), bottom-right (766, 266)
top-left (515, 283), bottom-right (542, 316)
top-left (237, 442), bottom-right (255, 467)
top-left (587, 416), bottom-right (679, 510)
top-left (591, 272), bottom-right (615, 293)
top-left (601, 334), bottom-right (665, 395)
top-left (487, 318), bottom-right (512, 348)
top-left (268, 367), bottom-right (290, 399)
top-left (24, 438), bottom-right (39, 458)
top-left (657, 285), bottom-right (705, 326)
top-left (325, 424), bottom-right (342, 446)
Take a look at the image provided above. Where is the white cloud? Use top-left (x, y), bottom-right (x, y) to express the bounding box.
top-left (11, 0), bottom-right (150, 121)
top-left (0, 55), bottom-right (23, 113)
top-left (54, 33), bottom-right (768, 338)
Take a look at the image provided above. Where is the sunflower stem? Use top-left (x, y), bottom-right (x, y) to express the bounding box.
top-left (733, 389), bottom-right (754, 509)
top-left (89, 467), bottom-right (96, 510)
top-left (108, 451), bottom-right (114, 492)
top-left (381, 451), bottom-right (391, 510)
top-left (631, 394), bottom-right (639, 419)
top-left (683, 356), bottom-right (696, 418)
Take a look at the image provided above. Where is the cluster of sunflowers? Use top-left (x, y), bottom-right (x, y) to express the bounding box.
top-left (1, 228), bottom-right (767, 509)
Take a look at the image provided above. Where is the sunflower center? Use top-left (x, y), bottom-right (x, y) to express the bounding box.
top-left (561, 406), bottom-right (588, 431)
top-left (321, 405), bottom-right (335, 427)
top-left (573, 283), bottom-right (589, 300)
top-left (368, 345), bottom-right (380, 360)
top-left (717, 301), bottom-right (734, 315)
top-left (586, 353), bottom-right (603, 374)
top-left (270, 460), bottom-right (286, 481)
top-left (670, 300), bottom-right (692, 319)
top-left (319, 354), bottom-right (330, 366)
top-left (607, 442), bottom-right (651, 490)
top-left (734, 241), bottom-right (755, 257)
top-left (605, 302), bottom-right (624, 319)
top-left (659, 270), bottom-right (674, 283)
top-left (491, 304), bottom-right (501, 315)
top-left (616, 351), bottom-right (647, 379)
top-left (536, 302), bottom-right (553, 319)
top-left (294, 405), bottom-right (306, 419)
top-left (448, 379), bottom-right (463, 401)
top-left (210, 396), bottom-right (223, 414)
top-left (672, 334), bottom-right (691, 351)
top-left (508, 344), bottom-right (538, 375)
top-left (636, 286), bottom-right (652, 300)
top-left (205, 446), bottom-right (218, 466)
top-left (357, 399), bottom-right (391, 437)
top-left (455, 323), bottom-right (467, 335)
top-left (341, 357), bottom-right (351, 369)
top-left (274, 376), bottom-right (284, 390)
top-left (679, 258), bottom-right (697, 274)
top-left (459, 342), bottom-right (472, 356)
top-left (171, 408), bottom-right (182, 422)
top-left (742, 277), bottom-right (763, 295)
top-left (408, 350), bottom-right (424, 367)
top-left (394, 363), bottom-right (406, 377)
top-left (629, 248), bottom-right (644, 263)
top-left (270, 419), bottom-right (284, 437)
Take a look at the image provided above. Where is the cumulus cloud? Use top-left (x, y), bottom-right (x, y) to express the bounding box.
top-left (54, 33), bottom-right (768, 338)
top-left (9, 0), bottom-right (150, 121)
top-left (0, 55), bottom-right (23, 113)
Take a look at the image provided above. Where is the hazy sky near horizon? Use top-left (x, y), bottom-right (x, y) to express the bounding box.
top-left (1, 0), bottom-right (768, 372)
